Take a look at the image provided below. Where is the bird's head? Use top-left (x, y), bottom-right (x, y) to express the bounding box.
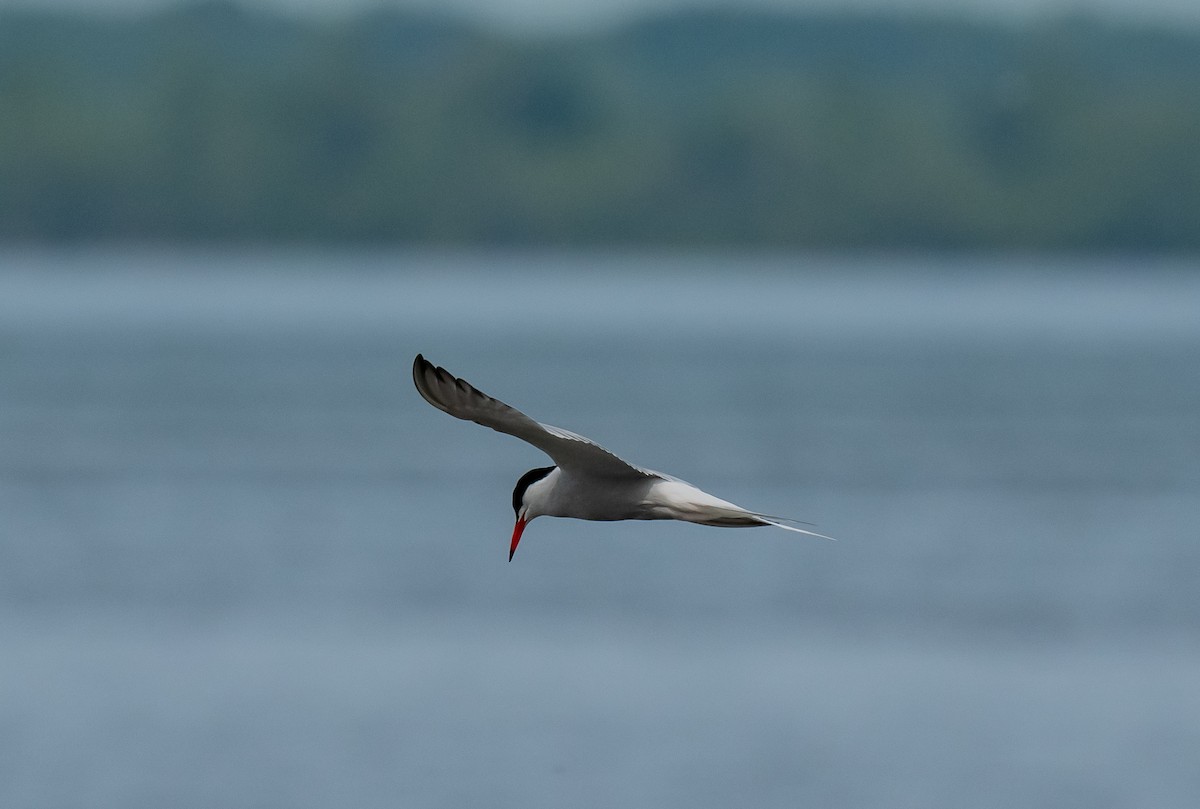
top-left (509, 465), bottom-right (555, 561)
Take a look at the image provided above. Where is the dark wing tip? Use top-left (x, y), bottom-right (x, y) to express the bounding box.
top-left (412, 354), bottom-right (430, 392)
top-left (412, 353), bottom-right (452, 414)
top-left (413, 354), bottom-right (491, 422)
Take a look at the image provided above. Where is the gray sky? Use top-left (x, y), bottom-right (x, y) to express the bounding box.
top-left (4, 0), bottom-right (1200, 31)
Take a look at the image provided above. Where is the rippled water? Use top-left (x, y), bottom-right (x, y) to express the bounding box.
top-left (1, 250), bottom-right (1198, 808)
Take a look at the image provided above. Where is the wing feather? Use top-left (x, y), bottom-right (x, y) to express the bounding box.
top-left (413, 355), bottom-right (657, 480)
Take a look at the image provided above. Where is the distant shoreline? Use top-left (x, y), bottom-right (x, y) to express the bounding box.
top-left (3, 6), bottom-right (1199, 250)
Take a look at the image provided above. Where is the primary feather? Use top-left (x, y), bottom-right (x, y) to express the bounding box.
top-left (414, 354), bottom-right (656, 480)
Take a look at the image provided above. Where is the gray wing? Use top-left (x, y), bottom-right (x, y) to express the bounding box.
top-left (413, 354), bottom-right (658, 480)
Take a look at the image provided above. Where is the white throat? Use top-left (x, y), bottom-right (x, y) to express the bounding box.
top-left (520, 467), bottom-right (562, 521)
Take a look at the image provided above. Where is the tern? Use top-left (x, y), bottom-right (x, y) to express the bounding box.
top-left (413, 354), bottom-right (833, 560)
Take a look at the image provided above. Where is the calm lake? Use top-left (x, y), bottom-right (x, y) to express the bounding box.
top-left (1, 250), bottom-right (1198, 808)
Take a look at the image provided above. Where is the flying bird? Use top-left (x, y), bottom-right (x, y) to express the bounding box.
top-left (413, 354), bottom-right (833, 560)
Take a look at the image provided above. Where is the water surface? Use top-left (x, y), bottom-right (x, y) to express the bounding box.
top-left (1, 250), bottom-right (1197, 808)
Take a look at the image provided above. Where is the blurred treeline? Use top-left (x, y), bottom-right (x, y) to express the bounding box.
top-left (2, 2), bottom-right (1200, 249)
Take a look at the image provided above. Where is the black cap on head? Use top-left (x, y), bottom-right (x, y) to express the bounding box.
top-left (512, 466), bottom-right (554, 515)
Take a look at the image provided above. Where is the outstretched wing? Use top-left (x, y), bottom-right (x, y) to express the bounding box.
top-left (413, 354), bottom-right (658, 480)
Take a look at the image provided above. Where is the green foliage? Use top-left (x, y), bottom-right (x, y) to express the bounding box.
top-left (2, 4), bottom-right (1199, 249)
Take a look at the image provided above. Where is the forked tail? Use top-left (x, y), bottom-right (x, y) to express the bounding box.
top-left (694, 505), bottom-right (837, 541)
top-left (749, 513), bottom-right (837, 541)
top-left (646, 478), bottom-right (836, 540)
